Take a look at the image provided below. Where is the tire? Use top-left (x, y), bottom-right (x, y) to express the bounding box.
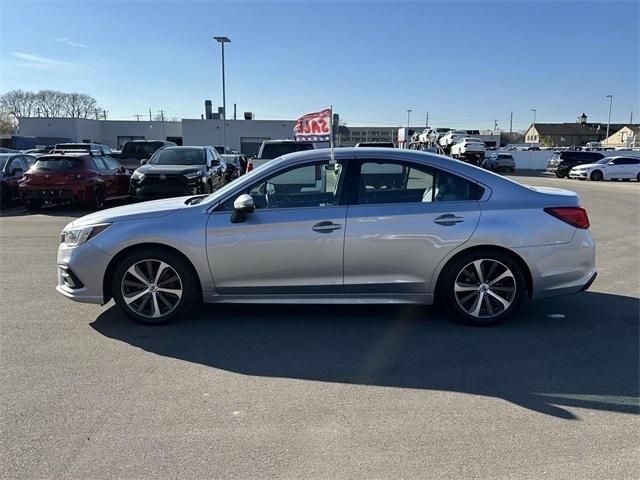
top-left (111, 248), bottom-right (197, 325)
top-left (88, 187), bottom-right (105, 209)
top-left (555, 171), bottom-right (566, 178)
top-left (637, 172), bottom-right (640, 181)
top-left (439, 250), bottom-right (526, 326)
top-left (25, 198), bottom-right (43, 211)
top-left (590, 170), bottom-right (603, 181)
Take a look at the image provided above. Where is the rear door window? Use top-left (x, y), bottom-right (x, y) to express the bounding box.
top-left (356, 160), bottom-right (483, 205)
top-left (91, 157), bottom-right (108, 170)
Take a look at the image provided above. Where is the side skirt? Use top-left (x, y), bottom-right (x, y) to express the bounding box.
top-left (202, 292), bottom-right (434, 305)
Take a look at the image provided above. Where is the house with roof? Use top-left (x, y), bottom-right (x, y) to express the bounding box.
top-left (602, 125), bottom-right (640, 148)
top-left (523, 113), bottom-right (633, 147)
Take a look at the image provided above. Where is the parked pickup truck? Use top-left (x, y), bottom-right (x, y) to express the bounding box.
top-left (247, 140), bottom-right (315, 172)
top-left (110, 140), bottom-right (176, 169)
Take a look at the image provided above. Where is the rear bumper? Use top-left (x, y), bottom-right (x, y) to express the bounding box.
top-left (21, 187), bottom-right (84, 202)
top-left (514, 228), bottom-right (597, 299)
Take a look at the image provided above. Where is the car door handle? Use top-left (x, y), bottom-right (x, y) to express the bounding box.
top-left (312, 221), bottom-right (342, 233)
top-left (434, 214), bottom-right (465, 226)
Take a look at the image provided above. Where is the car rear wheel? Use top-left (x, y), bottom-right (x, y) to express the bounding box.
top-left (440, 250), bottom-right (526, 326)
top-left (590, 170), bottom-right (603, 181)
top-left (88, 187), bottom-right (105, 209)
top-left (111, 249), bottom-right (197, 324)
top-left (0, 185), bottom-right (8, 209)
top-left (25, 198), bottom-right (43, 211)
top-left (555, 171), bottom-right (566, 178)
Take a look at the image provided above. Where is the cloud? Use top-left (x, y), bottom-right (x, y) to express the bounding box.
top-left (54, 37), bottom-right (90, 49)
top-left (12, 52), bottom-right (77, 70)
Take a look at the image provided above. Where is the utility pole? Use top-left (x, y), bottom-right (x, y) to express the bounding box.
top-left (406, 109), bottom-right (412, 128)
top-left (135, 114), bottom-right (141, 121)
top-left (103, 110), bottom-right (107, 120)
top-left (605, 95), bottom-right (613, 147)
top-left (233, 103), bottom-right (237, 120)
top-left (425, 112), bottom-right (429, 128)
top-left (95, 109), bottom-right (99, 120)
top-left (630, 111), bottom-right (634, 124)
top-left (509, 111), bottom-right (513, 134)
top-left (214, 36), bottom-right (231, 148)
top-left (159, 110), bottom-right (165, 122)
top-left (493, 119), bottom-right (498, 130)
top-left (149, 108), bottom-right (152, 122)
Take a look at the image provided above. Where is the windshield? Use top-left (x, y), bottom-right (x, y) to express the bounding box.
top-left (149, 148), bottom-right (205, 165)
top-left (595, 158), bottom-right (610, 164)
top-left (33, 157), bottom-right (83, 170)
top-left (260, 143), bottom-right (313, 159)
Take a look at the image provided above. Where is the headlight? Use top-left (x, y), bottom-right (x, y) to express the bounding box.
top-left (184, 170), bottom-right (204, 180)
top-left (131, 171), bottom-right (145, 181)
top-left (61, 224), bottom-right (111, 247)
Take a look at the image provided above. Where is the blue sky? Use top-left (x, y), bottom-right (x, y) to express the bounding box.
top-left (1, 0), bottom-right (638, 130)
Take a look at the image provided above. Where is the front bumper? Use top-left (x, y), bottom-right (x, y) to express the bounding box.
top-left (56, 240), bottom-right (113, 304)
top-left (568, 170), bottom-right (588, 179)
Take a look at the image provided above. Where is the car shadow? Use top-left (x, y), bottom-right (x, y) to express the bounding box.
top-left (90, 291), bottom-right (639, 420)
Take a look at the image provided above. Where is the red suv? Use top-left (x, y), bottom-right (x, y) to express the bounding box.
top-left (19, 152), bottom-right (131, 210)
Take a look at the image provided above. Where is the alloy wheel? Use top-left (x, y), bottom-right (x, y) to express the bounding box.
top-left (121, 259), bottom-right (183, 319)
top-left (454, 259), bottom-right (516, 319)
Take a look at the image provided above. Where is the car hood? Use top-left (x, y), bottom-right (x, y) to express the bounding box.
top-left (570, 163), bottom-right (600, 169)
top-left (70, 196), bottom-right (191, 227)
top-left (135, 164), bottom-right (204, 175)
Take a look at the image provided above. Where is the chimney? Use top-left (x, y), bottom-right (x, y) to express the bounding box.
top-left (578, 113), bottom-right (587, 124)
top-left (244, 112), bottom-right (254, 120)
top-left (204, 100), bottom-right (212, 119)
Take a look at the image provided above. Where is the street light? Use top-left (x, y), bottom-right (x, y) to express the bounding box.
top-left (531, 109), bottom-right (537, 143)
top-left (407, 109), bottom-right (412, 128)
top-left (605, 95), bottom-right (613, 147)
top-left (214, 36), bottom-right (231, 149)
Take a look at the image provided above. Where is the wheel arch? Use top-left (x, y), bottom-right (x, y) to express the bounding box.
top-left (433, 244), bottom-right (533, 300)
top-left (102, 242), bottom-right (202, 303)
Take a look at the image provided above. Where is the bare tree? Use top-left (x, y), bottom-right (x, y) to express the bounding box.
top-left (0, 89), bottom-right (36, 117)
top-left (0, 89), bottom-right (102, 119)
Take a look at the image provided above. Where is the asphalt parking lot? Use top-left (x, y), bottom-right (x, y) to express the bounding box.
top-left (1, 173), bottom-right (638, 479)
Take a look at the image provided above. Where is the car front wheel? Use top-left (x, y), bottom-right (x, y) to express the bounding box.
top-left (440, 250), bottom-right (526, 326)
top-left (111, 249), bottom-right (197, 324)
top-left (590, 170), bottom-right (603, 181)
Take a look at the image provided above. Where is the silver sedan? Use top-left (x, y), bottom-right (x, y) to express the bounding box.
top-left (56, 148), bottom-right (597, 325)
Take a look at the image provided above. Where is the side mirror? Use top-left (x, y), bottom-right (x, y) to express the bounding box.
top-left (231, 194), bottom-right (254, 223)
top-left (140, 158), bottom-right (148, 165)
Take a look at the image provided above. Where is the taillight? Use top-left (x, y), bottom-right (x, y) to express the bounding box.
top-left (544, 207), bottom-right (590, 229)
top-left (247, 162), bottom-right (253, 172)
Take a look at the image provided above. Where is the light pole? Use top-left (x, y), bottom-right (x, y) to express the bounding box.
top-left (605, 95), bottom-right (613, 147)
top-left (407, 109), bottom-right (412, 128)
top-left (531, 109), bottom-right (537, 143)
top-left (214, 36), bottom-right (231, 149)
